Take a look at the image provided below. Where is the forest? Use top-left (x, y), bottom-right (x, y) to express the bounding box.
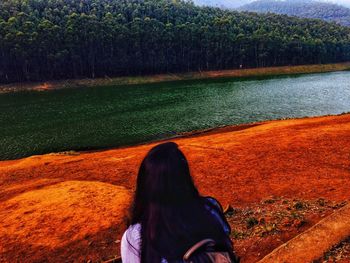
top-left (1, 0), bottom-right (350, 83)
top-left (240, 0), bottom-right (350, 26)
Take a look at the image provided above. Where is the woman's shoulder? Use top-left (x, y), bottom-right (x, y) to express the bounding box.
top-left (121, 223), bottom-right (142, 261)
top-left (125, 223), bottom-right (141, 235)
top-left (122, 223), bottom-right (141, 245)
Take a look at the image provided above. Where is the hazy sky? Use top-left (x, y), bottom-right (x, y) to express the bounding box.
top-left (330, 0), bottom-right (350, 6)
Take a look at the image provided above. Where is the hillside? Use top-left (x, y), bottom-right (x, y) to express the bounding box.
top-left (1, 0), bottom-right (350, 84)
top-left (240, 0), bottom-right (350, 26)
top-left (1, 113), bottom-right (350, 262)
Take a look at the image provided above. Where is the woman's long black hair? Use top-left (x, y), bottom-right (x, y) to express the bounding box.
top-left (129, 142), bottom-right (236, 262)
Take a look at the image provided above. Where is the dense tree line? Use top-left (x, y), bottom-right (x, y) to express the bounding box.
top-left (1, 0), bottom-right (350, 83)
top-left (240, 0), bottom-right (350, 26)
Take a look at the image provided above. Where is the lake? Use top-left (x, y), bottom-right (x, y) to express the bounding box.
top-left (1, 71), bottom-right (350, 160)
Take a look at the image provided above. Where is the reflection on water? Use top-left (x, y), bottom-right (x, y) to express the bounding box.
top-left (1, 71), bottom-right (350, 160)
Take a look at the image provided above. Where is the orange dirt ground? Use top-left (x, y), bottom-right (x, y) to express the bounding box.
top-left (0, 114), bottom-right (350, 262)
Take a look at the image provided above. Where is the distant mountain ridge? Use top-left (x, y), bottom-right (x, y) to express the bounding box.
top-left (192, 0), bottom-right (254, 9)
top-left (192, 0), bottom-right (350, 10)
top-left (239, 0), bottom-right (350, 26)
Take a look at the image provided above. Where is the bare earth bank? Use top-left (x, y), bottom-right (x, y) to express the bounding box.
top-left (0, 114), bottom-right (350, 262)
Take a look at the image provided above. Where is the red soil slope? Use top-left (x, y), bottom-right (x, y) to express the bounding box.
top-left (0, 114), bottom-right (350, 262)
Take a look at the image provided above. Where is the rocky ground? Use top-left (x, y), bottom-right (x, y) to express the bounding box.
top-left (317, 237), bottom-right (350, 263)
top-left (225, 197), bottom-right (348, 262)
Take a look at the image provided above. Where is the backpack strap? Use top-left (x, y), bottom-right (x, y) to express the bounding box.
top-left (183, 239), bottom-right (216, 261)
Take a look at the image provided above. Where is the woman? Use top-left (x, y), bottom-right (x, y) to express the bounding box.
top-left (121, 142), bottom-right (239, 262)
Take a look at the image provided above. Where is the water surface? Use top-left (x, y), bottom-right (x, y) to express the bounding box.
top-left (1, 71), bottom-right (350, 160)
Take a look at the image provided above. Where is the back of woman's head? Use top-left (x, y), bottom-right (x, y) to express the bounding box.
top-left (130, 142), bottom-right (233, 262)
top-left (133, 142), bottom-right (198, 209)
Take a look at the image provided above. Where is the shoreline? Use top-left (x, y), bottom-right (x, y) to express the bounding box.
top-left (1, 62), bottom-right (350, 93)
top-left (91, 112), bottom-right (350, 155)
top-left (1, 112), bottom-right (349, 162)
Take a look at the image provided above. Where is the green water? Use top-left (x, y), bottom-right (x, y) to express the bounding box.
top-left (1, 71), bottom-right (350, 160)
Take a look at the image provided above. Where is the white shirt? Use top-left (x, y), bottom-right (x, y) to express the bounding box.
top-left (121, 223), bottom-right (142, 263)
